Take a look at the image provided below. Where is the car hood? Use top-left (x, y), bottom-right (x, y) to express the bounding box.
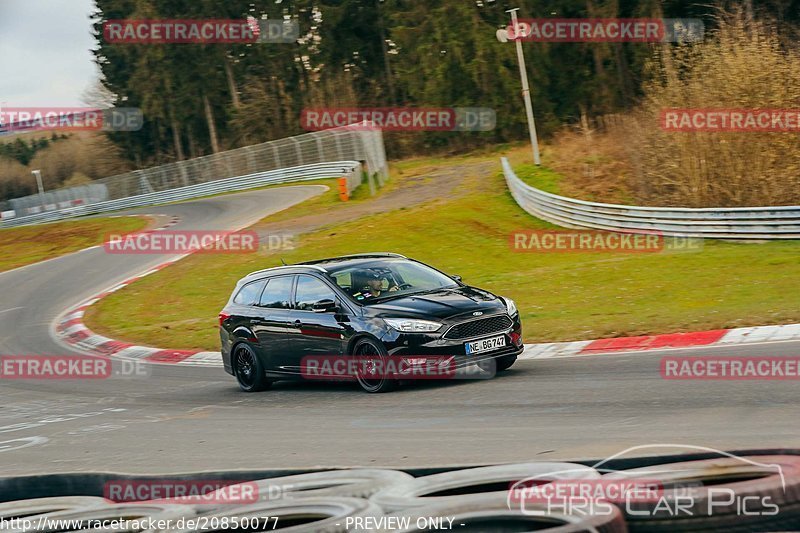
top-left (364, 285), bottom-right (507, 320)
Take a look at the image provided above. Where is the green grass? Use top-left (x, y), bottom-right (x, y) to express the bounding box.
top-left (514, 163), bottom-right (564, 195)
top-left (0, 216), bottom-right (149, 272)
top-left (84, 159), bottom-right (800, 351)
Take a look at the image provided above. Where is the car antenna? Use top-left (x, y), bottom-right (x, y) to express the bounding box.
top-left (280, 258), bottom-right (287, 266)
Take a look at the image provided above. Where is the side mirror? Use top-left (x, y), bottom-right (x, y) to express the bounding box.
top-left (312, 299), bottom-right (338, 313)
top-left (451, 275), bottom-right (462, 282)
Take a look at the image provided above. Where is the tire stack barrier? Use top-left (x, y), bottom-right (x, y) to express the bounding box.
top-left (175, 498), bottom-right (381, 533)
top-left (0, 502), bottom-right (195, 533)
top-left (0, 496), bottom-right (108, 519)
top-left (379, 497), bottom-right (627, 533)
top-left (208, 469), bottom-right (414, 502)
top-left (369, 462), bottom-right (600, 512)
top-left (1, 450), bottom-right (799, 532)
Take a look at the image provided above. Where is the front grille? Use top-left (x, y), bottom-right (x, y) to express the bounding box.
top-left (443, 315), bottom-right (514, 340)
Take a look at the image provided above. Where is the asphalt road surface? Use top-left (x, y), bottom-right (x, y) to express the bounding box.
top-left (1, 186), bottom-right (798, 475)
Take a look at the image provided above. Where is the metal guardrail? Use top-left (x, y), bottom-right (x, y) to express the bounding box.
top-left (502, 157), bottom-right (800, 239)
top-left (1, 161), bottom-right (361, 228)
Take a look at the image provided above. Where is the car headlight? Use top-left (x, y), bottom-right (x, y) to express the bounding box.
top-left (384, 318), bottom-right (443, 333)
top-left (504, 298), bottom-right (518, 317)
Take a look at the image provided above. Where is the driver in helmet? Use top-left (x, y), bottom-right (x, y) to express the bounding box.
top-left (354, 269), bottom-right (400, 299)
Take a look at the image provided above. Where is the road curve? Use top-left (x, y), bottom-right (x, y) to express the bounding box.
top-left (1, 186), bottom-right (799, 475)
top-left (0, 186), bottom-right (326, 356)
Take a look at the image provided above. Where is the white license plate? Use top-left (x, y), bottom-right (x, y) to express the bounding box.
top-left (465, 335), bottom-right (506, 354)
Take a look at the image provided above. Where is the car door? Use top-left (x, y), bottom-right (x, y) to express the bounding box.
top-left (226, 278), bottom-right (268, 359)
top-left (285, 274), bottom-right (350, 374)
top-left (252, 275), bottom-right (294, 372)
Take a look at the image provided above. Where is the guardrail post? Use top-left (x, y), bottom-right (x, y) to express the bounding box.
top-left (365, 167), bottom-right (376, 196)
top-left (334, 132), bottom-right (345, 160)
top-left (246, 147), bottom-right (257, 174)
top-left (136, 170), bottom-right (155, 194)
top-left (292, 138), bottom-right (303, 166)
top-left (271, 144), bottom-right (282, 169)
top-left (314, 134), bottom-right (326, 162)
top-left (178, 163), bottom-right (190, 187)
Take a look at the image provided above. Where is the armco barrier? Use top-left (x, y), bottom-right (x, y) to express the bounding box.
top-left (1, 161), bottom-right (361, 228)
top-left (9, 183), bottom-right (109, 216)
top-left (2, 122), bottom-right (387, 224)
top-left (502, 157), bottom-right (800, 239)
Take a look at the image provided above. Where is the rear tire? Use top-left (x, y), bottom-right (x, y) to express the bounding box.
top-left (352, 338), bottom-right (398, 393)
top-left (233, 343), bottom-right (272, 392)
top-left (496, 354), bottom-right (517, 371)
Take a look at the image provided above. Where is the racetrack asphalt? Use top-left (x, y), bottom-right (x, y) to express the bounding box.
top-left (1, 185), bottom-right (798, 475)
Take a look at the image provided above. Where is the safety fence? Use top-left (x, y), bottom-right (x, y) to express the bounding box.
top-left (0, 161), bottom-right (361, 228)
top-left (1, 124), bottom-right (387, 226)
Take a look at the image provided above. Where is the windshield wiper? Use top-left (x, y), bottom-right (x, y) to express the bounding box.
top-left (370, 286), bottom-right (458, 303)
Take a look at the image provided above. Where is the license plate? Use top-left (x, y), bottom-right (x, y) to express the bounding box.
top-left (465, 335), bottom-right (506, 355)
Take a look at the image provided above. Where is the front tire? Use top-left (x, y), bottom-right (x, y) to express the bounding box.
top-left (233, 343), bottom-right (272, 392)
top-left (352, 338), bottom-right (398, 393)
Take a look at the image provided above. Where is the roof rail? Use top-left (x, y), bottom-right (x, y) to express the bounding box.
top-left (298, 252), bottom-right (407, 265)
top-left (245, 264), bottom-right (327, 278)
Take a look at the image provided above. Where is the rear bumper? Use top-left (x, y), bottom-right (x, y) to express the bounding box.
top-left (221, 330), bottom-right (234, 375)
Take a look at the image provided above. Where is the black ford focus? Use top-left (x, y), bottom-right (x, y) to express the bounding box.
top-left (219, 253), bottom-right (523, 393)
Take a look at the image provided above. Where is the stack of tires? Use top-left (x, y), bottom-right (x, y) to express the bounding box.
top-left (1, 454), bottom-right (799, 532)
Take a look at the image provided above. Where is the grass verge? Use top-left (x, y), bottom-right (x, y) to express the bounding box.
top-left (0, 216), bottom-right (149, 272)
top-left (85, 152), bottom-right (800, 351)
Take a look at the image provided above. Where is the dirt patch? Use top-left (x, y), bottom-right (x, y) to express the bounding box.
top-left (252, 160), bottom-right (497, 237)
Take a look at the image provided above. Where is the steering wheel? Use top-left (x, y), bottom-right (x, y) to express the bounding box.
top-left (395, 283), bottom-right (413, 290)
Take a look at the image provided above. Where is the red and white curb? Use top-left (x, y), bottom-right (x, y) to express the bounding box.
top-left (519, 325), bottom-right (800, 359)
top-left (55, 273), bottom-right (224, 366)
top-left (56, 278), bottom-right (800, 369)
top-left (52, 213), bottom-right (222, 366)
top-left (55, 256), bottom-right (222, 367)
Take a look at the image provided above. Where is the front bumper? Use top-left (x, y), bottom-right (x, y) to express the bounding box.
top-left (380, 313), bottom-right (524, 365)
top-left (451, 344), bottom-right (523, 369)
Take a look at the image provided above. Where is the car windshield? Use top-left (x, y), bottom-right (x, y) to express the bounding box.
top-left (326, 259), bottom-right (458, 303)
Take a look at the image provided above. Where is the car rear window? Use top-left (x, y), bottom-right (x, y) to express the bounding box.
top-left (233, 279), bottom-right (267, 306)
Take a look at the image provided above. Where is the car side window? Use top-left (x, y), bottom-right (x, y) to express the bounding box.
top-left (233, 279), bottom-right (267, 306)
top-left (295, 275), bottom-right (337, 311)
top-left (258, 276), bottom-right (293, 309)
